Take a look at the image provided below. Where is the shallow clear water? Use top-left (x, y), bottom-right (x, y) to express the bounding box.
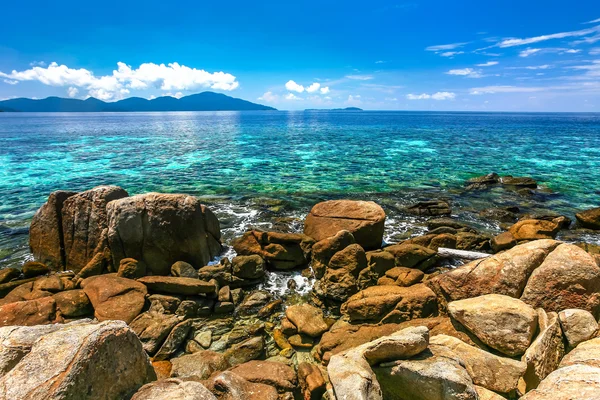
top-left (1, 111), bottom-right (600, 268)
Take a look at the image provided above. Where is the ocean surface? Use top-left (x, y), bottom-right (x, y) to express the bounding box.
top-left (1, 111), bottom-right (600, 269)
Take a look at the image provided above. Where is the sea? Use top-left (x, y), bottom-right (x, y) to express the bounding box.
top-left (1, 111), bottom-right (600, 273)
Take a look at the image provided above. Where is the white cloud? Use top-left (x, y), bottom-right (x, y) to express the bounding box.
top-left (469, 85), bottom-right (544, 95)
top-left (569, 60), bottom-right (600, 78)
top-left (320, 86), bottom-right (330, 94)
top-left (406, 92), bottom-right (456, 100)
top-left (285, 93), bottom-right (302, 100)
top-left (67, 87), bottom-right (79, 98)
top-left (385, 97), bottom-right (398, 101)
top-left (149, 95), bottom-right (157, 100)
top-left (498, 25), bottom-right (600, 47)
top-left (306, 82), bottom-right (321, 93)
top-left (476, 61), bottom-right (499, 67)
top-left (29, 61), bottom-right (46, 67)
top-left (426, 42), bottom-right (468, 51)
top-left (440, 51), bottom-right (464, 57)
top-left (345, 95), bottom-right (362, 105)
top-left (572, 34), bottom-right (600, 45)
top-left (285, 80), bottom-right (304, 93)
top-left (346, 74), bottom-right (374, 80)
top-left (375, 60), bottom-right (386, 64)
top-left (590, 47), bottom-right (600, 55)
top-left (164, 92), bottom-right (184, 99)
top-left (519, 48), bottom-right (542, 57)
top-left (586, 18), bottom-right (600, 24)
top-left (258, 91), bottom-right (278, 102)
top-left (519, 47), bottom-right (581, 57)
top-left (3, 79), bottom-right (18, 85)
top-left (446, 68), bottom-right (483, 78)
top-left (0, 61), bottom-right (239, 101)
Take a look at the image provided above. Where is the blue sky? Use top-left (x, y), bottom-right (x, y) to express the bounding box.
top-left (1, 1), bottom-right (599, 111)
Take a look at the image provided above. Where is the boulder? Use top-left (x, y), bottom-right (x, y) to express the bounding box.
top-left (81, 274), bottom-right (147, 324)
top-left (405, 200), bottom-right (452, 217)
top-left (0, 281), bottom-right (51, 305)
top-left (29, 190), bottom-right (77, 270)
top-left (0, 320), bottom-right (155, 400)
top-left (520, 364), bottom-right (600, 400)
top-left (358, 250), bottom-right (397, 288)
top-left (465, 173), bottom-right (500, 190)
top-left (558, 308), bottom-right (599, 348)
top-left (520, 243), bottom-right (600, 316)
top-left (53, 289), bottom-right (93, 318)
top-left (130, 311), bottom-right (181, 355)
top-left (430, 334), bottom-right (526, 394)
top-left (327, 341), bottom-right (383, 400)
top-left (232, 231), bottom-right (313, 270)
top-left (491, 231), bottom-right (517, 252)
top-left (475, 386), bottom-right (506, 400)
top-left (521, 309), bottom-right (565, 392)
top-left (311, 230), bottom-right (356, 279)
top-left (171, 261), bottom-right (197, 278)
top-left (21, 262), bottom-right (50, 278)
top-left (575, 207), bottom-right (600, 230)
top-left (508, 219), bottom-right (560, 241)
top-left (426, 240), bottom-right (560, 305)
top-left (285, 303), bottom-right (329, 338)
top-left (374, 353), bottom-right (477, 400)
top-left (206, 371), bottom-right (279, 400)
top-left (154, 320), bottom-right (192, 361)
top-left (137, 276), bottom-right (216, 295)
top-left (131, 379), bottom-right (216, 400)
top-left (231, 255), bottom-right (266, 279)
top-left (32, 275), bottom-right (63, 293)
top-left (341, 284), bottom-right (437, 323)
top-left (0, 269), bottom-right (19, 285)
top-left (500, 176), bottom-right (538, 188)
top-left (107, 193), bottom-right (221, 276)
top-left (448, 294), bottom-right (538, 357)
top-left (298, 363), bottom-right (326, 400)
top-left (559, 337), bottom-right (600, 369)
top-left (170, 350), bottom-right (229, 380)
top-left (304, 200), bottom-right (386, 250)
top-left (358, 326), bottom-right (429, 365)
top-left (229, 360), bottom-right (297, 393)
top-left (117, 258), bottom-right (147, 279)
top-left (380, 267), bottom-right (424, 287)
top-left (384, 243), bottom-right (437, 270)
top-left (148, 294), bottom-right (181, 314)
top-left (0, 297), bottom-right (59, 327)
top-left (61, 186), bottom-right (129, 272)
top-left (223, 336), bottom-right (264, 366)
top-left (316, 265), bottom-right (360, 302)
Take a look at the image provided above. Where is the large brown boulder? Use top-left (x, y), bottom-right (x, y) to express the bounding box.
top-left (62, 186), bottom-right (129, 272)
top-left (81, 274), bottom-right (147, 324)
top-left (229, 360), bottom-right (297, 393)
top-left (131, 379), bottom-right (216, 400)
top-left (0, 297), bottom-right (60, 327)
top-left (384, 243), bottom-right (438, 270)
top-left (285, 303), bottom-right (329, 338)
top-left (107, 193), bottom-right (221, 276)
top-left (508, 219), bottom-right (560, 241)
top-left (137, 276), bottom-right (216, 295)
top-left (232, 231), bottom-right (313, 270)
top-left (520, 243), bottom-right (600, 316)
top-left (520, 364), bottom-right (600, 400)
top-left (575, 207), bottom-right (600, 230)
top-left (304, 200), bottom-right (386, 250)
top-left (204, 371), bottom-right (279, 400)
top-left (0, 320), bottom-right (156, 399)
top-left (29, 190), bottom-right (77, 270)
top-left (426, 240), bottom-right (560, 306)
top-left (341, 284), bottom-right (437, 324)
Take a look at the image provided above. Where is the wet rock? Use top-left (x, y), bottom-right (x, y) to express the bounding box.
top-left (170, 350), bottom-right (229, 380)
top-left (257, 299), bottom-right (282, 318)
top-left (341, 284), bottom-right (437, 324)
top-left (558, 309), bottom-right (599, 349)
top-left (298, 362), bottom-right (326, 400)
top-left (500, 176), bottom-right (538, 188)
top-left (280, 318), bottom-right (297, 336)
top-left (374, 352), bottom-right (477, 400)
top-left (0, 269), bottom-right (20, 285)
top-left (53, 289), bottom-right (93, 318)
top-left (21, 261), bottom-right (50, 278)
top-left (288, 334), bottom-right (314, 348)
top-left (520, 364), bottom-right (600, 400)
top-left (130, 311), bottom-right (181, 355)
top-left (426, 240), bottom-right (560, 306)
top-left (522, 309), bottom-right (565, 392)
top-left (448, 294), bottom-right (538, 357)
top-left (405, 200), bottom-right (451, 217)
top-left (61, 186), bottom-right (129, 272)
top-left (117, 258), bottom-right (147, 279)
top-left (237, 291), bottom-right (271, 315)
top-left (311, 230), bottom-right (356, 279)
top-left (304, 200), bottom-right (386, 250)
top-left (384, 243), bottom-right (437, 270)
top-left (0, 297), bottom-right (59, 327)
top-left (465, 173), bottom-right (500, 190)
top-left (0, 320), bottom-right (155, 399)
top-left (197, 259), bottom-right (233, 287)
top-left (285, 303), bottom-right (329, 338)
top-left (154, 320), bottom-right (193, 361)
top-left (520, 243), bottom-right (600, 315)
top-left (430, 334), bottom-right (526, 394)
top-left (233, 231), bottom-right (314, 270)
top-left (427, 218), bottom-right (472, 230)
top-left (137, 276), bottom-right (216, 295)
top-left (479, 207), bottom-right (519, 223)
top-left (231, 255), bottom-right (266, 279)
top-left (224, 336), bottom-right (264, 366)
top-left (131, 378), bottom-right (216, 400)
top-left (575, 207), bottom-right (600, 230)
top-left (107, 193), bottom-right (221, 276)
top-left (508, 219), bottom-right (561, 241)
top-left (206, 370), bottom-right (279, 400)
top-left (229, 360), bottom-right (297, 393)
top-left (81, 274), bottom-right (147, 324)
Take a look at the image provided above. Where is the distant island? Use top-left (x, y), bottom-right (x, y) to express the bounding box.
top-left (0, 91), bottom-right (276, 112)
top-left (305, 107), bottom-right (363, 111)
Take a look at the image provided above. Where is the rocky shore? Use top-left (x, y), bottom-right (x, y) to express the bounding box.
top-left (0, 177), bottom-right (599, 399)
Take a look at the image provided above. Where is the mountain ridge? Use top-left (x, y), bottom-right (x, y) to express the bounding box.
top-left (0, 91), bottom-right (276, 112)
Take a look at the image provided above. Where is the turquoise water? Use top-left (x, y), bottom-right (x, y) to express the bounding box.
top-left (1, 111), bottom-right (600, 267)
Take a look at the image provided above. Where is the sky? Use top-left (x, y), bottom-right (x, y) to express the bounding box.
top-left (1, 1), bottom-right (600, 111)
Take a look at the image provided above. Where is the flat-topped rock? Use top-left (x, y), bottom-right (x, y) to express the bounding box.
top-left (558, 309), bottom-right (599, 348)
top-left (304, 200), bottom-right (386, 250)
top-left (285, 303), bottom-right (329, 338)
top-left (508, 219), bottom-right (560, 241)
top-left (137, 276), bottom-right (216, 295)
top-left (81, 274), bottom-right (147, 324)
top-left (131, 379), bottom-right (216, 400)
